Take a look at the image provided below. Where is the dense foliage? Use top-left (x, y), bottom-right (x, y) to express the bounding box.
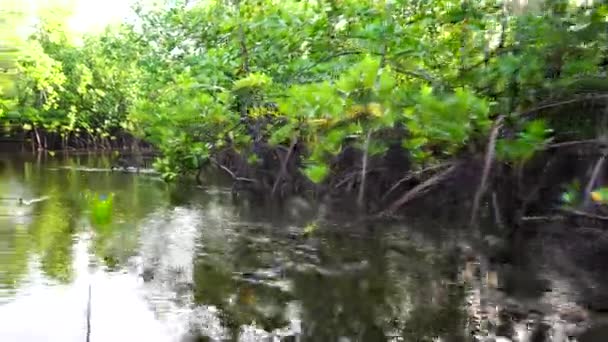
top-left (2, 0), bottom-right (608, 200)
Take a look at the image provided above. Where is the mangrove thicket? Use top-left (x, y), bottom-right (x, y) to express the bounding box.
top-left (2, 0), bottom-right (608, 223)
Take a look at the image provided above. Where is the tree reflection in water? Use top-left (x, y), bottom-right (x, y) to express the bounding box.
top-left (0, 154), bottom-right (471, 341)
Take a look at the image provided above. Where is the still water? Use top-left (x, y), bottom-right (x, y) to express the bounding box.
top-left (0, 153), bottom-right (591, 341)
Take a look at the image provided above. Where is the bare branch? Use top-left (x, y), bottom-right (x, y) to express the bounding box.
top-left (293, 50), bottom-right (364, 77)
top-left (392, 65), bottom-right (441, 86)
top-left (517, 94), bottom-right (608, 118)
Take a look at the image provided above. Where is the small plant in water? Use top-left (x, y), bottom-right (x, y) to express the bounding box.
top-left (561, 180), bottom-right (581, 207)
top-left (590, 187), bottom-right (608, 205)
top-left (303, 221), bottom-right (318, 236)
top-left (88, 192), bottom-right (115, 226)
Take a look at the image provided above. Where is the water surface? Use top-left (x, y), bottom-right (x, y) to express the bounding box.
top-left (0, 153), bottom-right (593, 341)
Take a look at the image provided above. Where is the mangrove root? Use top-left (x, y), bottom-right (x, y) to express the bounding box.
top-left (382, 162), bottom-right (453, 202)
top-left (559, 208), bottom-right (608, 222)
top-left (209, 157), bottom-right (257, 184)
top-left (271, 139), bottom-right (297, 197)
top-left (583, 153), bottom-right (607, 207)
top-left (384, 164), bottom-right (457, 214)
top-left (470, 115), bottom-right (504, 226)
top-left (357, 130), bottom-right (372, 208)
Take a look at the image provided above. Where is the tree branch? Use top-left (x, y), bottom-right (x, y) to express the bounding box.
top-left (293, 50), bottom-right (364, 77)
top-left (517, 94), bottom-right (608, 118)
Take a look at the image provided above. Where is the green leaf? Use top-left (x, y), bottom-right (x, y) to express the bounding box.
top-left (303, 164), bottom-right (329, 184)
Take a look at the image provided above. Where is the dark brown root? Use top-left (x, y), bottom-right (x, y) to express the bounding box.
top-left (559, 208), bottom-right (608, 222)
top-left (521, 215), bottom-right (565, 222)
top-left (357, 130), bottom-right (372, 208)
top-left (0, 127), bottom-right (151, 152)
top-left (492, 191), bottom-right (504, 229)
top-left (385, 163), bottom-right (458, 214)
top-left (583, 154), bottom-right (607, 207)
top-left (208, 144), bottom-right (316, 199)
top-left (546, 139), bottom-right (602, 149)
top-left (271, 139), bottom-right (297, 197)
top-left (470, 115), bottom-right (504, 226)
top-left (209, 157), bottom-right (257, 184)
top-left (381, 162), bottom-right (453, 202)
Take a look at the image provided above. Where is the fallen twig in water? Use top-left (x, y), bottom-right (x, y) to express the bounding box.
top-left (384, 164), bottom-right (457, 214)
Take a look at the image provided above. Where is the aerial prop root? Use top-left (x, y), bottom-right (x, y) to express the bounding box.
top-left (470, 115), bottom-right (504, 227)
top-left (382, 163), bottom-right (458, 215)
top-left (209, 157), bottom-right (257, 184)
